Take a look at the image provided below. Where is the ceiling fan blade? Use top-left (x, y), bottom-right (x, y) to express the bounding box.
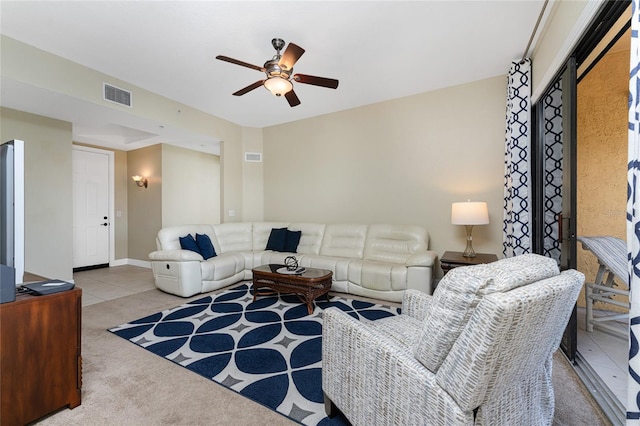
top-left (279, 43), bottom-right (305, 70)
top-left (285, 90), bottom-right (301, 107)
top-left (293, 74), bottom-right (339, 89)
top-left (216, 55), bottom-right (265, 72)
top-left (232, 80), bottom-right (265, 96)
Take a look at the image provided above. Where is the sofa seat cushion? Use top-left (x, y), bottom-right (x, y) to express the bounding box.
top-left (348, 260), bottom-right (408, 291)
top-left (414, 254), bottom-right (559, 373)
top-left (300, 255), bottom-right (352, 281)
top-left (200, 252), bottom-right (246, 281)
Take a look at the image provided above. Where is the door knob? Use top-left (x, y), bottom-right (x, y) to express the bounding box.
top-left (102, 223), bottom-right (108, 227)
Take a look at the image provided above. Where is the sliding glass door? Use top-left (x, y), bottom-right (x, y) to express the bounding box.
top-left (532, 57), bottom-right (577, 359)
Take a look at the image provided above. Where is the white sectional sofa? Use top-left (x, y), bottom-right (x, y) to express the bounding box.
top-left (149, 222), bottom-right (437, 302)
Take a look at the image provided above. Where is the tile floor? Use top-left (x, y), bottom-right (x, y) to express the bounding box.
top-left (577, 306), bottom-right (628, 406)
top-left (73, 265), bottom-right (156, 306)
top-left (74, 265), bottom-right (629, 408)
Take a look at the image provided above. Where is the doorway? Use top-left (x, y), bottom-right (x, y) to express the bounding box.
top-left (574, 24), bottom-right (629, 412)
top-left (72, 145), bottom-right (114, 270)
top-left (531, 2), bottom-right (630, 423)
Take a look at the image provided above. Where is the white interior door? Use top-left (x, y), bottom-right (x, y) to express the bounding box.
top-left (73, 148), bottom-right (110, 268)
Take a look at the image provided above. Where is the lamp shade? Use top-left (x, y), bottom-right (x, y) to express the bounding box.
top-left (264, 77), bottom-right (293, 96)
top-left (451, 201), bottom-right (489, 225)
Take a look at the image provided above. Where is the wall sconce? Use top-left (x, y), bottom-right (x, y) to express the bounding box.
top-left (132, 175), bottom-right (148, 188)
top-left (451, 201), bottom-right (490, 258)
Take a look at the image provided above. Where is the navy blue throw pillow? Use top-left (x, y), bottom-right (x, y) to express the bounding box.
top-left (266, 227), bottom-right (287, 252)
top-left (179, 234), bottom-right (200, 255)
top-left (284, 230), bottom-right (302, 253)
top-left (196, 233), bottom-right (216, 260)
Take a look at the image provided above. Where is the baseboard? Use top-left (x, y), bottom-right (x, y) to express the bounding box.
top-left (109, 258), bottom-right (151, 269)
top-left (109, 258), bottom-right (128, 267)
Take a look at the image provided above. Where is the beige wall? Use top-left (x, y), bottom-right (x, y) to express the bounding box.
top-left (113, 149), bottom-right (129, 259)
top-left (161, 144), bottom-right (221, 227)
top-left (241, 127), bottom-right (264, 222)
top-left (1, 107), bottom-right (73, 281)
top-left (127, 145), bottom-right (162, 260)
top-left (221, 133), bottom-right (243, 223)
top-left (532, 0), bottom-right (603, 100)
top-left (576, 49), bottom-right (628, 310)
top-left (263, 76), bottom-right (507, 272)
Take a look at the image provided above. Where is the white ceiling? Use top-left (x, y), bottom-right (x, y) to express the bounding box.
top-left (0, 1), bottom-right (548, 154)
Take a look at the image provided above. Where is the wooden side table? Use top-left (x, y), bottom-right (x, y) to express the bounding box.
top-left (0, 288), bottom-right (82, 425)
top-left (440, 251), bottom-right (499, 276)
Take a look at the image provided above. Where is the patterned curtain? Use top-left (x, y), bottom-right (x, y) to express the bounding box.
top-left (628, 0), bottom-right (640, 420)
top-left (543, 81), bottom-right (563, 263)
top-left (503, 59), bottom-right (532, 257)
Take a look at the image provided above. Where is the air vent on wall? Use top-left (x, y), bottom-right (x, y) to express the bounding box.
top-left (244, 152), bottom-right (262, 162)
top-left (103, 83), bottom-right (132, 107)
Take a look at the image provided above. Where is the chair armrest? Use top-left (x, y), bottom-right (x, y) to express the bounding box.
top-left (149, 249), bottom-right (203, 262)
top-left (402, 289), bottom-right (433, 321)
top-left (322, 307), bottom-right (465, 424)
top-left (405, 250), bottom-right (437, 267)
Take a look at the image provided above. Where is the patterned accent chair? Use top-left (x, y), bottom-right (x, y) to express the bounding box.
top-left (322, 254), bottom-right (584, 425)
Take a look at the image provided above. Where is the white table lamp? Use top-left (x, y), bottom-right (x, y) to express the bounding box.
top-left (451, 201), bottom-right (490, 258)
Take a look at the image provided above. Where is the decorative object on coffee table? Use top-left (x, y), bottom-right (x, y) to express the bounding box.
top-left (284, 256), bottom-right (298, 271)
top-left (451, 200), bottom-right (490, 257)
top-left (252, 264), bottom-right (332, 314)
top-left (440, 251), bottom-right (498, 277)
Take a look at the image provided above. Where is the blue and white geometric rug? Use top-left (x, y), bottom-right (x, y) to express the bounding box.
top-left (108, 283), bottom-right (400, 425)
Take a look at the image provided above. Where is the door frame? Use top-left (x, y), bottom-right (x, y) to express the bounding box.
top-left (72, 145), bottom-right (115, 267)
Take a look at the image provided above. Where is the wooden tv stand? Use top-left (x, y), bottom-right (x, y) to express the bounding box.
top-left (0, 287), bottom-right (82, 425)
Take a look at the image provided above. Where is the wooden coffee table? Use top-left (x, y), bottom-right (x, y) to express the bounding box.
top-left (251, 264), bottom-right (333, 314)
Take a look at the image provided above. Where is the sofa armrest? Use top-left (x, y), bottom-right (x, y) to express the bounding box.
top-left (149, 249), bottom-right (203, 262)
top-left (405, 250), bottom-right (437, 267)
top-left (402, 289), bottom-right (433, 321)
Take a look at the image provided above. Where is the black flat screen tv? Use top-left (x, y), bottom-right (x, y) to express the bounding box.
top-left (1, 140), bottom-right (24, 301)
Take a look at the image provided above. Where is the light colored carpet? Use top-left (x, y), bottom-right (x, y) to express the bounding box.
top-left (36, 286), bottom-right (611, 425)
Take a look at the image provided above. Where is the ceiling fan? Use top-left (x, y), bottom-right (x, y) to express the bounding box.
top-left (216, 38), bottom-right (339, 107)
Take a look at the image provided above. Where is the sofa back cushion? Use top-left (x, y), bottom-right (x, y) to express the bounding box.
top-left (413, 254), bottom-right (559, 373)
top-left (156, 225), bottom-right (215, 251)
top-left (363, 224), bottom-right (428, 264)
top-left (212, 223), bottom-right (254, 253)
top-left (320, 224), bottom-right (368, 259)
top-left (252, 222), bottom-right (290, 251)
top-left (289, 223), bottom-right (326, 254)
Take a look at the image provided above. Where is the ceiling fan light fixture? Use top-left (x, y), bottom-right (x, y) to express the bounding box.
top-left (264, 76), bottom-right (293, 97)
